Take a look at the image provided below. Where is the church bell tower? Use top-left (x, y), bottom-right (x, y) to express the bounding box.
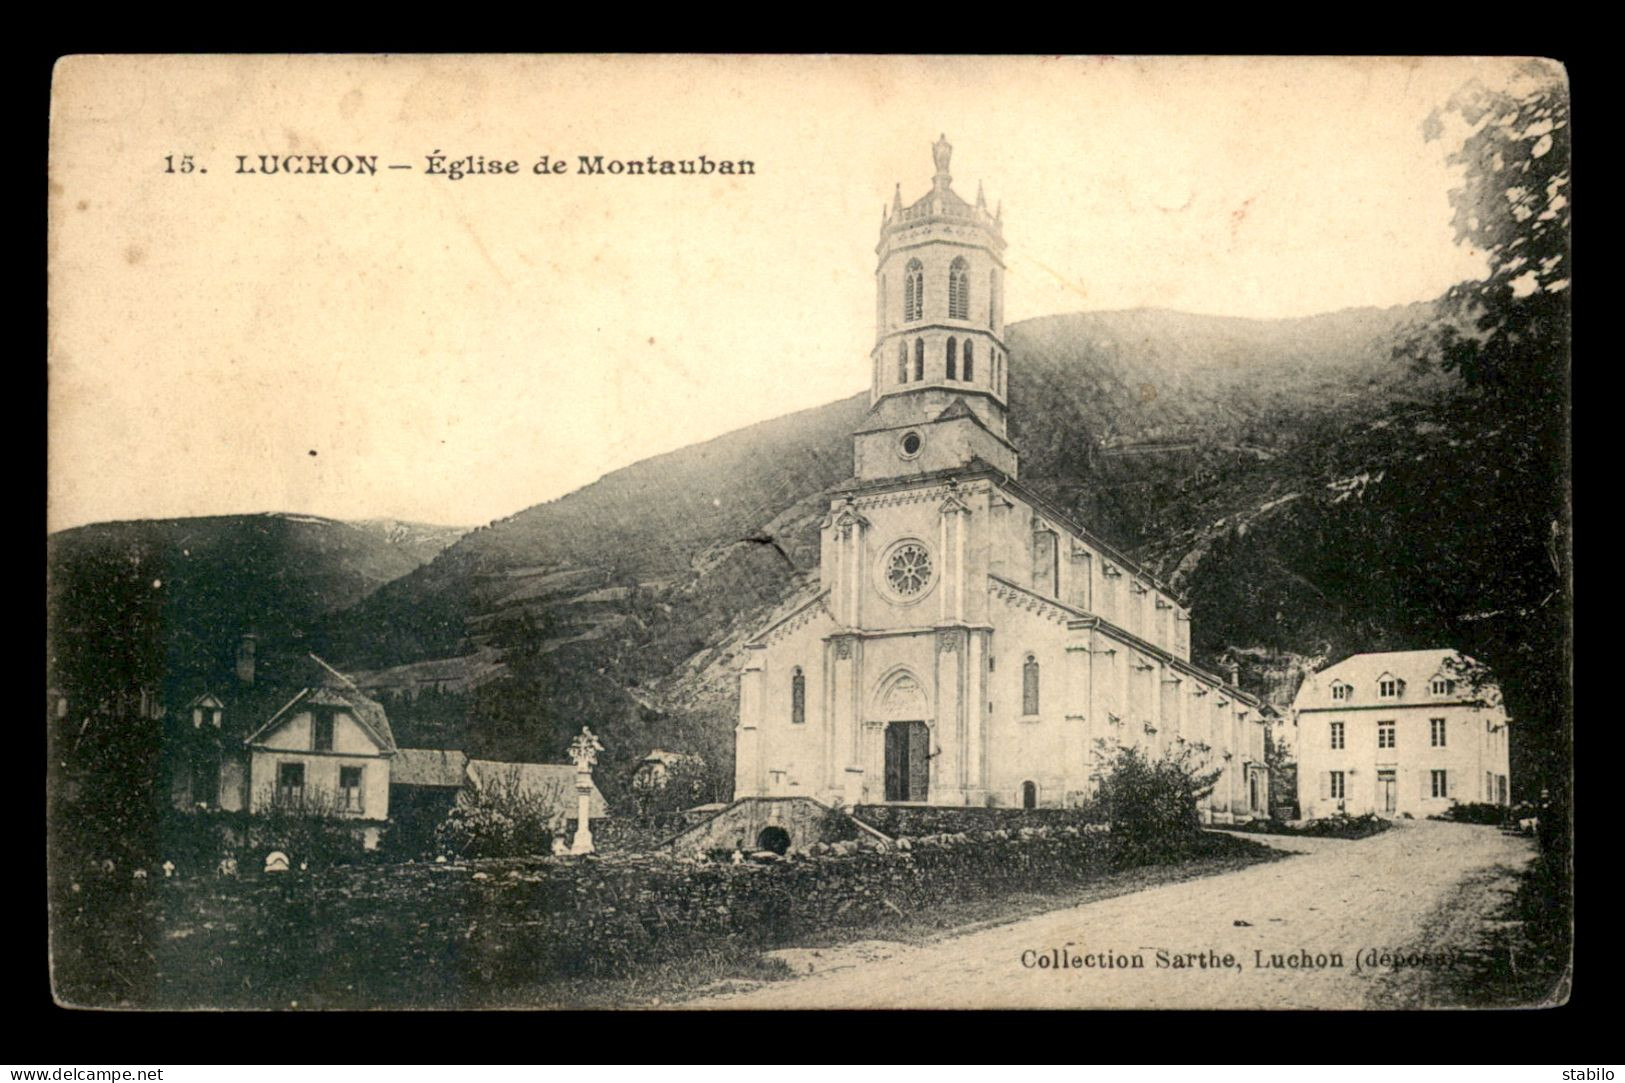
top-left (857, 135), bottom-right (1018, 482)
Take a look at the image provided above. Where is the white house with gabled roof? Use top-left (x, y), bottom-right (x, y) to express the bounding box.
top-left (1292, 648), bottom-right (1511, 819)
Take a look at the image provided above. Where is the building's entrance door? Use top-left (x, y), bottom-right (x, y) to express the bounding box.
top-left (1378, 769), bottom-right (1397, 815)
top-left (884, 721), bottom-right (930, 802)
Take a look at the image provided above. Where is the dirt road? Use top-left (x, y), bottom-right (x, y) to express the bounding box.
top-left (683, 820), bottom-right (1532, 1009)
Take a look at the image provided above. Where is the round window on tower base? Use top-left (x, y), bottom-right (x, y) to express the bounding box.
top-left (900, 431), bottom-right (923, 458)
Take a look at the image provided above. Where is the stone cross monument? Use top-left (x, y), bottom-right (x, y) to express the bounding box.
top-left (568, 727), bottom-right (604, 855)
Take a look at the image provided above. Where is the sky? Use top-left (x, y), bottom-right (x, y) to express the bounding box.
top-left (47, 55), bottom-right (1530, 533)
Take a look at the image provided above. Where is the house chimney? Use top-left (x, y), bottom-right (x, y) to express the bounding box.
top-left (236, 633), bottom-right (258, 686)
top-left (1226, 659), bottom-right (1240, 688)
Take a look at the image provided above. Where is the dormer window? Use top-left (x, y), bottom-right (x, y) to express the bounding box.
top-left (1330, 682), bottom-right (1351, 702)
top-left (1378, 676), bottom-right (1401, 699)
top-left (192, 706), bottom-right (222, 728)
top-left (1430, 676), bottom-right (1456, 696)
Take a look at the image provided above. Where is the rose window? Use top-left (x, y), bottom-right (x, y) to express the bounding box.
top-left (886, 543), bottom-right (933, 597)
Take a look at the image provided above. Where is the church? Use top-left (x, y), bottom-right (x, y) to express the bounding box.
top-left (732, 137), bottom-right (1271, 820)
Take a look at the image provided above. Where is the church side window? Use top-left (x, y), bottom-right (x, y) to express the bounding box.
top-left (905, 259), bottom-right (924, 322)
top-left (791, 667), bottom-right (805, 725)
top-left (898, 340), bottom-right (908, 384)
top-left (946, 337), bottom-right (957, 380)
top-left (963, 341), bottom-right (974, 381)
top-left (914, 338), bottom-right (924, 381)
top-left (1033, 529), bottom-right (1058, 597)
top-left (949, 256), bottom-right (970, 319)
top-left (1022, 654), bottom-right (1040, 716)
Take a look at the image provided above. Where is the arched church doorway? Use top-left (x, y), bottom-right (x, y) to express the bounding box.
top-left (756, 826), bottom-right (791, 855)
top-left (884, 721), bottom-right (930, 802)
top-left (1022, 780), bottom-right (1038, 809)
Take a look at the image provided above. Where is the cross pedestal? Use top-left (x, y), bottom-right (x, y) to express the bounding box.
top-left (571, 771), bottom-right (595, 855)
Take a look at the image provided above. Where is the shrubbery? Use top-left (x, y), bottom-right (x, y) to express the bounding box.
top-left (1093, 742), bottom-right (1222, 864)
top-left (1434, 802), bottom-right (1510, 826)
top-left (247, 794), bottom-right (375, 868)
top-left (434, 766), bottom-right (566, 858)
top-left (1215, 812), bottom-right (1391, 840)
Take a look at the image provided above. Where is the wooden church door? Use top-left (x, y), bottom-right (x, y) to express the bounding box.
top-left (885, 721), bottom-right (930, 802)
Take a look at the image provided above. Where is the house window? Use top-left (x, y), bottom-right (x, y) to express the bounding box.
top-left (1431, 769), bottom-right (1448, 799)
top-left (1431, 677), bottom-right (1455, 695)
top-left (1487, 770), bottom-right (1494, 801)
top-left (1379, 678), bottom-right (1399, 698)
top-left (276, 762), bottom-right (305, 806)
top-left (1498, 775), bottom-right (1507, 805)
top-left (1431, 718), bottom-right (1447, 747)
top-left (1329, 771), bottom-right (1345, 800)
top-left (946, 337), bottom-right (957, 380)
top-left (963, 341), bottom-right (974, 381)
top-left (904, 259), bottom-right (923, 322)
top-left (1330, 683), bottom-right (1350, 701)
top-left (791, 667), bottom-right (806, 725)
top-left (1022, 654), bottom-right (1040, 716)
top-left (914, 338), bottom-right (924, 381)
top-left (313, 710), bottom-right (334, 752)
top-left (191, 755), bottom-right (218, 807)
top-left (1329, 721), bottom-right (1344, 750)
top-left (339, 765), bottom-right (364, 813)
top-left (948, 256), bottom-right (970, 319)
top-left (898, 340), bottom-right (908, 384)
top-left (1378, 722), bottom-right (1396, 750)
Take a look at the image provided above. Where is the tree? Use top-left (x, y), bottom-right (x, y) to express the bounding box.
top-left (1092, 740), bottom-right (1223, 864)
top-left (1398, 60), bottom-right (1570, 415)
top-left (1393, 61), bottom-right (1570, 808)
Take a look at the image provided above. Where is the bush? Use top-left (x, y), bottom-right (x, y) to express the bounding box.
top-left (1093, 741), bottom-right (1222, 865)
top-left (1436, 802), bottom-right (1511, 826)
top-left (435, 765), bottom-right (566, 858)
top-left (1295, 812), bottom-right (1390, 839)
top-left (246, 790), bottom-right (372, 868)
top-left (629, 753), bottom-right (712, 819)
top-left (1213, 813), bottom-right (1390, 840)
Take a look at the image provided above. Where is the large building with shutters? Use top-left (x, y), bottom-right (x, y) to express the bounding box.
top-left (1292, 648), bottom-right (1512, 819)
top-left (731, 137), bottom-right (1270, 818)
